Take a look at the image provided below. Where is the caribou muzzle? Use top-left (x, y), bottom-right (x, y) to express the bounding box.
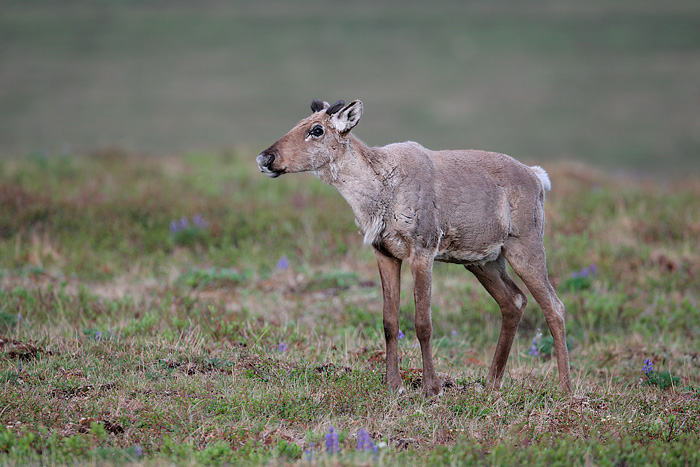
top-left (256, 151), bottom-right (283, 178)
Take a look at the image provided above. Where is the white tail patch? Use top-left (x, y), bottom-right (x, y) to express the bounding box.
top-left (530, 166), bottom-right (551, 191)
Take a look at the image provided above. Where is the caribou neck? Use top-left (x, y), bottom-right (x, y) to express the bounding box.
top-left (317, 136), bottom-right (396, 246)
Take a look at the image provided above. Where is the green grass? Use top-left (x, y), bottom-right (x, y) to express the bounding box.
top-left (1, 151), bottom-right (699, 465)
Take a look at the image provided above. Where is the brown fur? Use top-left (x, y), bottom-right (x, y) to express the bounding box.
top-left (257, 100), bottom-right (571, 395)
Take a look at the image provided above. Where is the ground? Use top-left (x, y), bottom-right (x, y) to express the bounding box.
top-left (1, 152), bottom-right (699, 465)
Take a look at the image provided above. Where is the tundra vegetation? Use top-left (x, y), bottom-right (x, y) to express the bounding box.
top-left (1, 151), bottom-right (699, 466)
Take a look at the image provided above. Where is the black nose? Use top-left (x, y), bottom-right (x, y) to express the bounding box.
top-left (257, 152), bottom-right (275, 169)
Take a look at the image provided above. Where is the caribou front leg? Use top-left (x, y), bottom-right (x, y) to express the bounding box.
top-left (410, 255), bottom-right (442, 397)
top-left (374, 249), bottom-right (403, 393)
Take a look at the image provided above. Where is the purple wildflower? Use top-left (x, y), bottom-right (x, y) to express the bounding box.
top-left (398, 329), bottom-right (405, 340)
top-left (573, 264), bottom-right (597, 279)
top-left (643, 358), bottom-right (654, 376)
top-left (356, 428), bottom-right (377, 453)
top-left (276, 256), bottom-right (290, 270)
top-left (528, 343), bottom-right (538, 357)
top-left (95, 331), bottom-right (102, 342)
top-left (325, 426), bottom-right (339, 454)
top-left (170, 217), bottom-right (190, 234)
top-left (451, 330), bottom-right (458, 337)
top-left (528, 330), bottom-right (542, 357)
top-left (192, 214), bottom-right (208, 229)
top-left (278, 342), bottom-right (288, 353)
top-left (170, 215), bottom-right (209, 235)
top-left (134, 445), bottom-right (143, 458)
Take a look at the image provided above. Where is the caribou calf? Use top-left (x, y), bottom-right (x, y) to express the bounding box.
top-left (257, 100), bottom-right (571, 396)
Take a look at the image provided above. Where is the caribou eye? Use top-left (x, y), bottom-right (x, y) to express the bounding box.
top-left (309, 125), bottom-right (324, 138)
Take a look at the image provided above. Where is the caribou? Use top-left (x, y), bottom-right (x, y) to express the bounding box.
top-left (257, 99), bottom-right (571, 396)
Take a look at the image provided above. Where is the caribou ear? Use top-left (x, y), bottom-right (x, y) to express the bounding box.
top-left (310, 100), bottom-right (328, 113)
top-left (331, 100), bottom-right (363, 133)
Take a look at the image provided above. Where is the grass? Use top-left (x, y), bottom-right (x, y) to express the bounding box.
top-left (0, 151), bottom-right (699, 465)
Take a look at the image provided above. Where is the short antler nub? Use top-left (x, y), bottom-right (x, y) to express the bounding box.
top-left (326, 100), bottom-right (345, 115)
top-left (310, 100), bottom-right (325, 113)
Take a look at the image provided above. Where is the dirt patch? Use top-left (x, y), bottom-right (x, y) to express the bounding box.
top-left (0, 335), bottom-right (50, 360)
top-left (400, 368), bottom-right (456, 390)
top-left (315, 363), bottom-right (352, 375)
top-left (49, 382), bottom-right (118, 400)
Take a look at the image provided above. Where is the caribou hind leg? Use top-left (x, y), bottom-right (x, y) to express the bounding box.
top-left (504, 237), bottom-right (572, 391)
top-left (466, 254), bottom-right (528, 389)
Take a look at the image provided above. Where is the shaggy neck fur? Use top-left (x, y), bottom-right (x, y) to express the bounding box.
top-left (315, 135), bottom-right (396, 246)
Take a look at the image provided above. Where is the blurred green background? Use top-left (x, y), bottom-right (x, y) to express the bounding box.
top-left (1, 0), bottom-right (699, 174)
